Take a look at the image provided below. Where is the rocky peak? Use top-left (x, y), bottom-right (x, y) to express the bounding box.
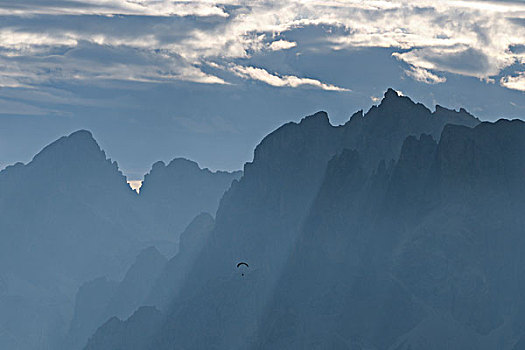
top-left (433, 105), bottom-right (479, 127)
top-left (31, 129), bottom-right (106, 166)
top-left (298, 111), bottom-right (330, 126)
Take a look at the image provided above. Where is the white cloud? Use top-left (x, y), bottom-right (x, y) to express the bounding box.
top-left (0, 43), bottom-right (227, 87)
top-left (404, 66), bottom-right (447, 84)
top-left (269, 40), bottom-right (297, 51)
top-left (500, 72), bottom-right (525, 92)
top-left (230, 64), bottom-right (350, 91)
top-left (0, 0), bottom-right (524, 89)
top-left (0, 0), bottom-right (229, 17)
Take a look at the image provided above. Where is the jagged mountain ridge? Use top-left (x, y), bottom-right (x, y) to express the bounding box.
top-left (255, 119), bottom-right (525, 349)
top-left (86, 89), bottom-right (490, 349)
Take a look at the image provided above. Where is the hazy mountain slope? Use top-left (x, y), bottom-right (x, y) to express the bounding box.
top-left (66, 247), bottom-right (167, 349)
top-left (84, 213), bottom-right (215, 349)
top-left (139, 158), bottom-right (241, 241)
top-left (87, 89), bottom-right (481, 349)
top-left (146, 212), bottom-right (215, 309)
top-left (68, 213), bottom-right (215, 350)
top-left (106, 246), bottom-right (168, 320)
top-left (0, 130), bottom-right (240, 350)
top-left (66, 278), bottom-right (119, 350)
top-left (85, 306), bottom-right (165, 350)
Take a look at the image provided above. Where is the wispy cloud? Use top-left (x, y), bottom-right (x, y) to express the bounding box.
top-left (269, 40), bottom-right (297, 51)
top-left (0, 42), bottom-right (227, 86)
top-left (501, 72), bottom-right (525, 92)
top-left (404, 66), bottom-right (447, 84)
top-left (0, 0), bottom-right (229, 17)
top-left (0, 0), bottom-right (524, 91)
top-left (230, 64), bottom-right (350, 91)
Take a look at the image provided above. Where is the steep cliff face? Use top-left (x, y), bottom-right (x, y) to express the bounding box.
top-left (87, 89), bottom-right (484, 350)
top-left (257, 119), bottom-right (525, 350)
top-left (387, 121), bottom-right (525, 350)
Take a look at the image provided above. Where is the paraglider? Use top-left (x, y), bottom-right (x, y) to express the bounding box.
top-left (237, 262), bottom-right (249, 276)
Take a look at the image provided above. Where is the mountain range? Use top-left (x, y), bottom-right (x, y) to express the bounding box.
top-left (85, 89), bottom-right (525, 349)
top-left (3, 88), bottom-right (524, 349)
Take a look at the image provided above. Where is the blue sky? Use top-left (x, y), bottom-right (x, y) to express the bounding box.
top-left (0, 0), bottom-right (524, 179)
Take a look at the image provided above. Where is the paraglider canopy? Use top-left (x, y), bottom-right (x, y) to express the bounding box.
top-left (237, 262), bottom-right (249, 276)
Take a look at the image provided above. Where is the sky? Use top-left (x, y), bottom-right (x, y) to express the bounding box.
top-left (0, 0), bottom-right (524, 179)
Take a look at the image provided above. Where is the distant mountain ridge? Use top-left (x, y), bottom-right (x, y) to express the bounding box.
top-left (0, 130), bottom-right (241, 350)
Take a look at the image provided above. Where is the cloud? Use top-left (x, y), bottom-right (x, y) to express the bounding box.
top-left (0, 42), bottom-right (227, 87)
top-left (0, 0), bottom-right (524, 90)
top-left (393, 46), bottom-right (509, 79)
top-left (0, 0), bottom-right (229, 17)
top-left (404, 66), bottom-right (447, 84)
top-left (269, 40), bottom-right (297, 51)
top-left (500, 72), bottom-right (525, 92)
top-left (229, 64), bottom-right (350, 91)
